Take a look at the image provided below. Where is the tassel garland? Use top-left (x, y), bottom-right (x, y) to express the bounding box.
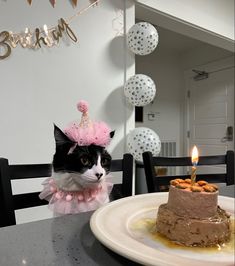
top-left (26, 0), bottom-right (81, 8)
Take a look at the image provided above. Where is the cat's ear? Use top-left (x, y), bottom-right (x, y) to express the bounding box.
top-left (110, 130), bottom-right (115, 139)
top-left (54, 124), bottom-right (74, 146)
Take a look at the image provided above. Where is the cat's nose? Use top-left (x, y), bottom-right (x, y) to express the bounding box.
top-left (95, 173), bottom-right (103, 180)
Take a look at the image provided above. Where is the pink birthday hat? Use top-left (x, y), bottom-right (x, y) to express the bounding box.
top-left (64, 100), bottom-right (112, 147)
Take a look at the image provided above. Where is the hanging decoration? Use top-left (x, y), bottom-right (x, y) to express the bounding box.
top-left (25, 0), bottom-right (98, 8)
top-left (72, 0), bottom-right (78, 7)
top-left (26, 0), bottom-right (69, 7)
top-left (125, 21), bottom-right (160, 160)
top-left (127, 22), bottom-right (159, 55)
top-left (124, 74), bottom-right (156, 106)
top-left (127, 127), bottom-right (161, 161)
top-left (112, 9), bottom-right (124, 37)
top-left (0, 0), bottom-right (99, 60)
top-left (49, 0), bottom-right (56, 8)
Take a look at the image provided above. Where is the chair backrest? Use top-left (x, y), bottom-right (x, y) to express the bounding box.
top-left (0, 153), bottom-right (133, 227)
top-left (0, 159), bottom-right (52, 227)
top-left (142, 150), bottom-right (234, 193)
top-left (109, 153), bottom-right (134, 200)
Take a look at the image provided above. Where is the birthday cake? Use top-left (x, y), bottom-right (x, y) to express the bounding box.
top-left (156, 179), bottom-right (231, 247)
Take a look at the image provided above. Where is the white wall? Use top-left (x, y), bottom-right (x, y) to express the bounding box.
top-left (0, 0), bottom-right (135, 223)
top-left (136, 0), bottom-right (235, 40)
top-left (136, 45), bottom-right (184, 156)
top-left (0, 0), bottom-right (135, 163)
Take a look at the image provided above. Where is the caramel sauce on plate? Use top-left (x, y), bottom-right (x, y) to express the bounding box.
top-left (131, 218), bottom-right (235, 253)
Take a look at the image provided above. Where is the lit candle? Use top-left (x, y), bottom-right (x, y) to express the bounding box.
top-left (191, 145), bottom-right (199, 185)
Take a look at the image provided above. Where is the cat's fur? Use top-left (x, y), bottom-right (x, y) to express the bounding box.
top-left (52, 125), bottom-right (114, 192)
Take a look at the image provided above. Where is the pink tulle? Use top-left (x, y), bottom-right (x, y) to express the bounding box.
top-left (63, 100), bottom-right (112, 147)
top-left (39, 177), bottom-right (113, 215)
top-left (64, 121), bottom-right (111, 147)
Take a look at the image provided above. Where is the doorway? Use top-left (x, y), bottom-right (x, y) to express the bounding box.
top-left (185, 57), bottom-right (234, 173)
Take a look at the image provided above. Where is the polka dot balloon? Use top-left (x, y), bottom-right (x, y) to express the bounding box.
top-left (127, 22), bottom-right (159, 55)
top-left (127, 127), bottom-right (161, 162)
top-left (124, 74), bottom-right (156, 106)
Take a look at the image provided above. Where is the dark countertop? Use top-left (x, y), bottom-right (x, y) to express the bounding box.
top-left (0, 210), bottom-right (140, 266)
top-left (0, 187), bottom-right (233, 266)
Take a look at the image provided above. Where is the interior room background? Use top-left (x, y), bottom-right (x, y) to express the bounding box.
top-left (0, 0), bottom-right (234, 223)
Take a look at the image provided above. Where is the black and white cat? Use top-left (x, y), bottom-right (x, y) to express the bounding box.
top-left (39, 125), bottom-right (115, 214)
top-left (52, 125), bottom-right (113, 191)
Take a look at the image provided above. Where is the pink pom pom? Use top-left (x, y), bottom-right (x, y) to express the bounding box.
top-left (55, 192), bottom-right (62, 199)
top-left (50, 186), bottom-right (56, 193)
top-left (49, 179), bottom-right (54, 185)
top-left (77, 192), bottom-right (84, 201)
top-left (66, 194), bottom-right (73, 201)
top-left (91, 189), bottom-right (98, 198)
top-left (77, 100), bottom-right (88, 114)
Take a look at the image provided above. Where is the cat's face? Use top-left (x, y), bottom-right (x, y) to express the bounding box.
top-left (52, 125), bottom-right (113, 189)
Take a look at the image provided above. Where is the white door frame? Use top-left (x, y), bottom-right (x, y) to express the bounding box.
top-left (184, 56), bottom-right (235, 156)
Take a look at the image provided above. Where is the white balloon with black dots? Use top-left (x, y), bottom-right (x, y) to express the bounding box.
top-left (127, 127), bottom-right (161, 161)
top-left (127, 22), bottom-right (159, 55)
top-left (124, 74), bottom-right (156, 106)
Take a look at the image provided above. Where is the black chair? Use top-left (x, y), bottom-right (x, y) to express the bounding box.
top-left (142, 150), bottom-right (234, 193)
top-left (0, 160), bottom-right (51, 227)
top-left (0, 153), bottom-right (133, 227)
top-left (109, 153), bottom-right (133, 200)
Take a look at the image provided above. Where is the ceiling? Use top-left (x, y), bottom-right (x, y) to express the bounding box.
top-left (152, 25), bottom-right (205, 54)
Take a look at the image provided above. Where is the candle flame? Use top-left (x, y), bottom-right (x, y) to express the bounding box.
top-left (191, 145), bottom-right (199, 165)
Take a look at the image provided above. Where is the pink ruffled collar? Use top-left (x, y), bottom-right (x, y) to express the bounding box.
top-left (39, 177), bottom-right (113, 215)
top-left (48, 178), bottom-right (104, 202)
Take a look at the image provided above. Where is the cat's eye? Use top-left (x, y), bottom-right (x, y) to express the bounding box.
top-left (101, 158), bottom-right (109, 166)
top-left (81, 157), bottom-right (90, 166)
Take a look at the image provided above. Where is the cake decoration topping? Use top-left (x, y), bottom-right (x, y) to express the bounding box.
top-left (191, 185), bottom-right (203, 192)
top-left (170, 180), bottom-right (180, 186)
top-left (203, 184), bottom-right (217, 192)
top-left (197, 180), bottom-right (208, 186)
top-left (170, 178), bottom-right (218, 193)
top-left (176, 183), bottom-right (191, 189)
